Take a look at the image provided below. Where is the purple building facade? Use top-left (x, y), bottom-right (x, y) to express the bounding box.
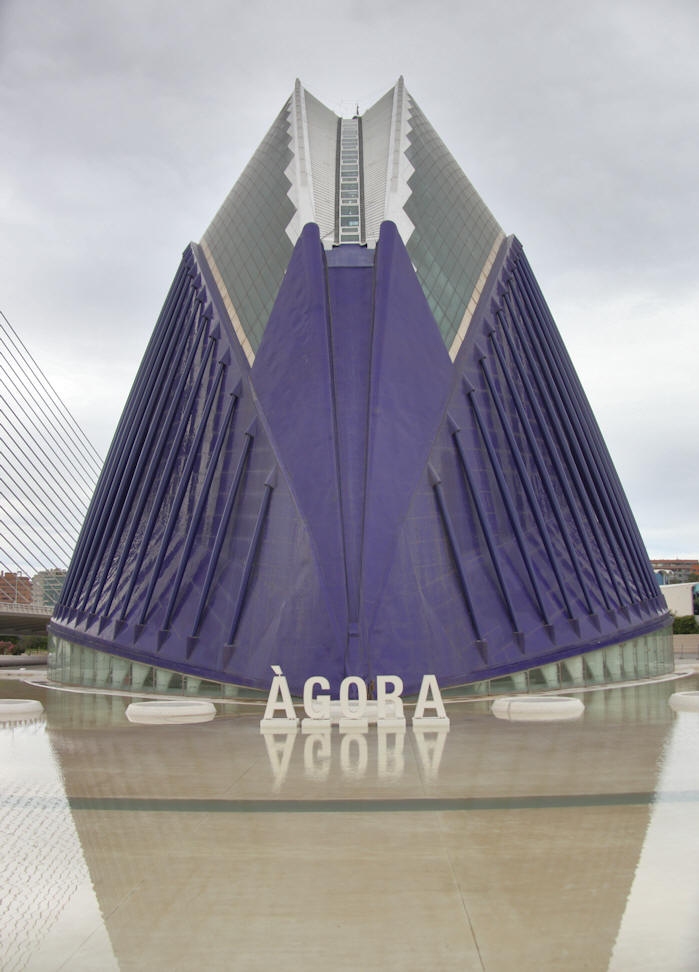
top-left (48, 80), bottom-right (671, 696)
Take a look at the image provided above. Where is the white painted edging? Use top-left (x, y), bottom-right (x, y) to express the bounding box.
top-left (125, 700), bottom-right (216, 725)
top-left (0, 698), bottom-right (44, 718)
top-left (491, 695), bottom-right (584, 722)
top-left (669, 691), bottom-right (699, 713)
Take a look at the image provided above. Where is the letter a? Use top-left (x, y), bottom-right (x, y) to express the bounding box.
top-left (412, 674), bottom-right (450, 727)
top-left (260, 665), bottom-right (299, 731)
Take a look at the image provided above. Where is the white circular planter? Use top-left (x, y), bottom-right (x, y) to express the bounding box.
top-left (491, 695), bottom-right (584, 722)
top-left (125, 700), bottom-right (216, 725)
top-left (669, 691), bottom-right (699, 713)
top-left (0, 698), bottom-right (44, 719)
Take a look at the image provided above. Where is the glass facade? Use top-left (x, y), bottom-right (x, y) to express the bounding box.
top-left (200, 83), bottom-right (505, 357)
top-left (48, 634), bottom-right (266, 699)
top-left (200, 100), bottom-right (295, 355)
top-left (445, 626), bottom-right (675, 697)
top-left (48, 625), bottom-right (674, 700)
top-left (404, 95), bottom-right (504, 349)
top-left (200, 82), bottom-right (507, 357)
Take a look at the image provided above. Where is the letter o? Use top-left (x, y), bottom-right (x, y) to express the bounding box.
top-left (339, 676), bottom-right (367, 720)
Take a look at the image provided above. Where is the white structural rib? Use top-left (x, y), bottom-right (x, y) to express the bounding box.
top-left (361, 86), bottom-right (393, 246)
top-left (381, 76), bottom-right (415, 246)
top-left (285, 79), bottom-right (316, 244)
top-left (304, 89), bottom-right (340, 246)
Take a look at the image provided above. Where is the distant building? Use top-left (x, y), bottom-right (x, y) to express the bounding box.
top-left (32, 569), bottom-right (67, 610)
top-left (0, 572), bottom-right (32, 604)
top-left (50, 79), bottom-right (671, 696)
top-left (658, 581), bottom-right (698, 618)
top-left (650, 559), bottom-right (699, 585)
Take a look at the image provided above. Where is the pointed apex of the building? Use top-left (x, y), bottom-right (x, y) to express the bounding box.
top-left (202, 78), bottom-right (506, 348)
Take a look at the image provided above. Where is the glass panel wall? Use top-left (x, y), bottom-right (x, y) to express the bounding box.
top-left (445, 626), bottom-right (674, 697)
top-left (48, 635), bottom-right (264, 700)
top-left (49, 625), bottom-right (674, 700)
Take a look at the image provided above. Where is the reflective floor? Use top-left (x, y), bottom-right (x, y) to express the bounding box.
top-left (2, 669), bottom-right (698, 971)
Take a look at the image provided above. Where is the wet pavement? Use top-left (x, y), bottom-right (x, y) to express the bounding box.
top-left (1, 670), bottom-right (698, 971)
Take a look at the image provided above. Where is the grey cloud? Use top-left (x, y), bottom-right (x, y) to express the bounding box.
top-left (2, 0), bottom-right (698, 554)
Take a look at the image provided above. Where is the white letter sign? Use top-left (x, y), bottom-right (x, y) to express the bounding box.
top-left (339, 675), bottom-right (368, 731)
top-left (260, 665), bottom-right (299, 730)
top-left (302, 676), bottom-right (331, 731)
top-left (412, 674), bottom-right (450, 727)
top-left (376, 675), bottom-right (406, 728)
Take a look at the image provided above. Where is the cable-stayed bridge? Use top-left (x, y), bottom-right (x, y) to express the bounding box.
top-left (0, 310), bottom-right (102, 634)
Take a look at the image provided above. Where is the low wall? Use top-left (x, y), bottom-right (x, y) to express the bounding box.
top-left (0, 653), bottom-right (48, 668)
top-left (673, 635), bottom-right (699, 658)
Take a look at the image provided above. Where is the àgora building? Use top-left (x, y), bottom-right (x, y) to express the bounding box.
top-left (48, 79), bottom-right (672, 697)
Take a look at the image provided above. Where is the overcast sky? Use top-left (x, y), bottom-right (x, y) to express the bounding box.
top-left (1, 0), bottom-right (698, 559)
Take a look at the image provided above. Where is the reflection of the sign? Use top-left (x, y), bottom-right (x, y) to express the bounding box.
top-left (262, 727), bottom-right (449, 789)
top-left (413, 728), bottom-right (449, 783)
top-left (0, 717), bottom-right (118, 971)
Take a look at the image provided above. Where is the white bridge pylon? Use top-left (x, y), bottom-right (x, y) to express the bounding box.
top-left (0, 310), bottom-right (102, 581)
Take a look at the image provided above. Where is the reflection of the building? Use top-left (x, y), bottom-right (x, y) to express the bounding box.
top-left (17, 680), bottom-right (695, 970)
top-left (608, 708), bottom-right (699, 970)
top-left (0, 697), bottom-right (117, 971)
